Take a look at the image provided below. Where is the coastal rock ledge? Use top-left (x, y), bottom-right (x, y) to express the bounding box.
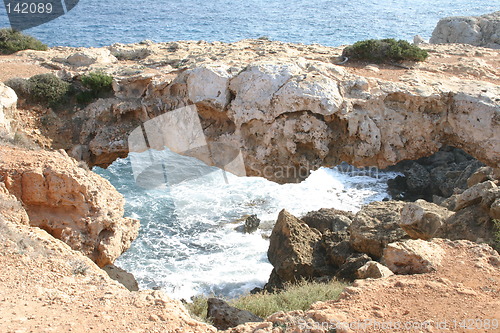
top-left (0, 146), bottom-right (139, 267)
top-left (2, 40), bottom-right (498, 183)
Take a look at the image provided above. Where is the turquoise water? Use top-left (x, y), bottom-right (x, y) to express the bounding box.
top-left (0, 0), bottom-right (497, 47)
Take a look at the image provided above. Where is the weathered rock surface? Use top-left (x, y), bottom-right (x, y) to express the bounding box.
top-left (430, 11), bottom-right (500, 49)
top-left (207, 298), bottom-right (263, 330)
top-left (0, 182), bottom-right (29, 225)
top-left (103, 264), bottom-right (139, 291)
top-left (301, 208), bottom-right (354, 233)
top-left (0, 146), bottom-right (139, 267)
top-left (400, 199), bottom-right (453, 240)
top-left (349, 201), bottom-right (408, 259)
top-left (356, 261), bottom-right (394, 279)
top-left (0, 218), bottom-right (215, 333)
top-left (455, 180), bottom-right (497, 210)
top-left (226, 239), bottom-right (499, 333)
top-left (3, 41), bottom-right (499, 184)
top-left (382, 239), bottom-right (445, 274)
top-left (0, 82), bottom-right (16, 138)
top-left (267, 209), bottom-right (322, 284)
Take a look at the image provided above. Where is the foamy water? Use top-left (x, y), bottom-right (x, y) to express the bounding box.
top-left (95, 149), bottom-right (398, 300)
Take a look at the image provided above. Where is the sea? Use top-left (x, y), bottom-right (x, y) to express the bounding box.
top-left (1, 0), bottom-right (497, 300)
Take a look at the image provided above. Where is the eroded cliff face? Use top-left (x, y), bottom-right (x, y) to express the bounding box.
top-left (2, 40), bottom-right (499, 183)
top-left (0, 146), bottom-right (139, 267)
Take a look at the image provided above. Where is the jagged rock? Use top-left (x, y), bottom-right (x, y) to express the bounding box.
top-left (103, 264), bottom-right (139, 291)
top-left (405, 162), bottom-right (431, 194)
top-left (382, 239), bottom-right (445, 274)
top-left (430, 11), bottom-right (500, 49)
top-left (267, 210), bottom-right (322, 283)
top-left (62, 49), bottom-right (118, 67)
top-left (455, 180), bottom-right (497, 210)
top-left (323, 238), bottom-right (353, 267)
top-left (335, 253), bottom-right (371, 281)
top-left (0, 146), bottom-right (139, 267)
top-left (0, 182), bottom-right (29, 225)
top-left (435, 204), bottom-right (494, 243)
top-left (467, 166), bottom-right (495, 187)
top-left (349, 201), bottom-right (408, 259)
top-left (235, 214), bottom-right (261, 233)
top-left (0, 82), bottom-right (17, 139)
top-left (491, 199), bottom-right (500, 220)
top-left (356, 261), bottom-right (394, 279)
top-left (400, 200), bottom-right (453, 240)
top-left (301, 208), bottom-right (354, 234)
top-left (207, 298), bottom-right (263, 330)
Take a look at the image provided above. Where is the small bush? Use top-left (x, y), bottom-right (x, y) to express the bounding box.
top-left (493, 219), bottom-right (500, 253)
top-left (81, 72), bottom-right (113, 95)
top-left (0, 28), bottom-right (47, 54)
top-left (342, 38), bottom-right (428, 63)
top-left (28, 73), bottom-right (70, 106)
top-left (186, 279), bottom-right (347, 321)
top-left (4, 77), bottom-right (31, 98)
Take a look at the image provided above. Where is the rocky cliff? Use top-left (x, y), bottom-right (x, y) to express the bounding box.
top-left (430, 11), bottom-right (500, 49)
top-left (2, 40), bottom-right (498, 183)
top-left (0, 146), bottom-right (139, 267)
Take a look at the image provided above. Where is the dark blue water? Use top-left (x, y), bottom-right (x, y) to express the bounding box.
top-left (0, 0), bottom-right (497, 47)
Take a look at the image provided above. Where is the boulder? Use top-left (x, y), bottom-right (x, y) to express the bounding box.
top-left (323, 238), bottom-right (353, 267)
top-left (405, 162), bottom-right (431, 194)
top-left (467, 166), bottom-right (495, 187)
top-left (267, 210), bottom-right (322, 283)
top-left (103, 264), bottom-right (139, 291)
top-left (0, 182), bottom-right (29, 225)
top-left (430, 11), bottom-right (500, 49)
top-left (382, 239), bottom-right (445, 274)
top-left (64, 49), bottom-right (118, 66)
top-left (435, 205), bottom-right (494, 243)
top-left (349, 201), bottom-right (408, 259)
top-left (455, 180), bottom-right (497, 210)
top-left (0, 82), bottom-right (17, 138)
top-left (301, 208), bottom-right (354, 234)
top-left (0, 146), bottom-right (139, 267)
top-left (400, 200), bottom-right (453, 240)
top-left (207, 298), bottom-right (263, 330)
top-left (356, 261), bottom-right (394, 279)
top-left (334, 253), bottom-right (371, 281)
top-left (490, 199), bottom-right (500, 220)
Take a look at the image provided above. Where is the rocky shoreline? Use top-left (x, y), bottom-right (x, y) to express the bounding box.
top-left (0, 11), bottom-right (499, 333)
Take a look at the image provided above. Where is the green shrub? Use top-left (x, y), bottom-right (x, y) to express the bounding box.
top-left (5, 77), bottom-right (31, 98)
top-left (186, 279), bottom-right (347, 321)
top-left (81, 72), bottom-right (113, 95)
top-left (342, 38), bottom-right (428, 63)
top-left (28, 73), bottom-right (70, 106)
top-left (493, 219), bottom-right (500, 253)
top-left (0, 28), bottom-right (47, 54)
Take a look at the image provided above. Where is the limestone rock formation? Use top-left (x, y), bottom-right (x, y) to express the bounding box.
top-left (267, 209), bottom-right (322, 284)
top-left (0, 146), bottom-right (139, 267)
top-left (356, 261), bottom-right (394, 279)
top-left (3, 41), bottom-right (498, 184)
top-left (430, 11), bottom-right (500, 49)
top-left (301, 208), bottom-right (354, 233)
top-left (103, 264), bottom-right (139, 291)
top-left (207, 298), bottom-right (263, 330)
top-left (400, 200), bottom-right (453, 240)
top-left (0, 82), bottom-right (17, 139)
top-left (348, 201), bottom-right (408, 259)
top-left (382, 239), bottom-right (445, 274)
top-left (454, 180), bottom-right (496, 210)
top-left (0, 182), bottom-right (29, 225)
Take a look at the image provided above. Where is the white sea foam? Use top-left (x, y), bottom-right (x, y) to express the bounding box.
top-left (95, 150), bottom-right (399, 300)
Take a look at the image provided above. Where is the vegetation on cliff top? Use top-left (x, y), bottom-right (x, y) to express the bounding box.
top-left (0, 29), bottom-right (47, 54)
top-left (186, 279), bottom-right (347, 322)
top-left (342, 38), bottom-right (429, 63)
